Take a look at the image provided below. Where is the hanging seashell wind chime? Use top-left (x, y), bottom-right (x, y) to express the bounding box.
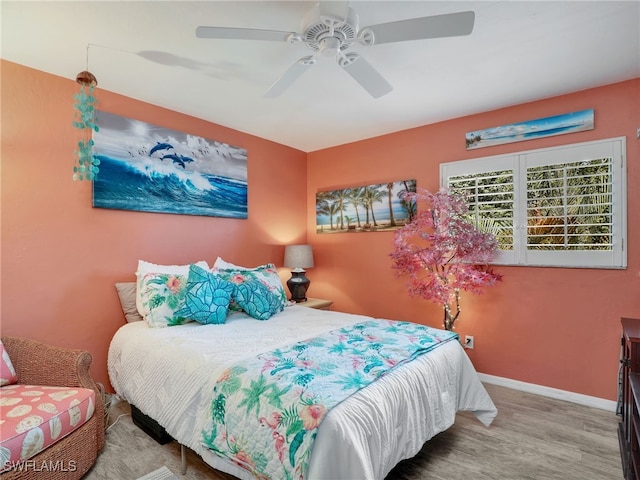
top-left (72, 69), bottom-right (100, 181)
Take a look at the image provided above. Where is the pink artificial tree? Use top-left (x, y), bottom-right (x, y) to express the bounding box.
top-left (390, 188), bottom-right (502, 331)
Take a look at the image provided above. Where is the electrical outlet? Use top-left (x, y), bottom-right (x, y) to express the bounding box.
top-left (637, 127), bottom-right (640, 139)
top-left (464, 335), bottom-right (475, 349)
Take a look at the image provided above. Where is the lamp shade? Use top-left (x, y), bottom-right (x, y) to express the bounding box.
top-left (283, 244), bottom-right (314, 270)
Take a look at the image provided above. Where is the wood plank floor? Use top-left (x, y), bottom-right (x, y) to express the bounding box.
top-left (85, 383), bottom-right (622, 479)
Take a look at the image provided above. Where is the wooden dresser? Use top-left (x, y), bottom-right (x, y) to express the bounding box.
top-left (619, 317), bottom-right (640, 480)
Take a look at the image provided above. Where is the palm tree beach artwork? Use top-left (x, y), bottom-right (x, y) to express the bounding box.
top-left (316, 180), bottom-right (416, 233)
top-left (92, 111), bottom-right (248, 218)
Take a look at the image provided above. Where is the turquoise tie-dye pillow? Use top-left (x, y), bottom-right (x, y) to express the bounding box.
top-left (234, 279), bottom-right (284, 320)
top-left (175, 264), bottom-right (235, 325)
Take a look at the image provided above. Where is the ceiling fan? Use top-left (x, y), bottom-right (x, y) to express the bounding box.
top-left (196, 2), bottom-right (475, 98)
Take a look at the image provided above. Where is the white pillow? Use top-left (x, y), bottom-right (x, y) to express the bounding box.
top-left (135, 260), bottom-right (209, 317)
top-left (213, 257), bottom-right (276, 271)
top-left (213, 257), bottom-right (243, 270)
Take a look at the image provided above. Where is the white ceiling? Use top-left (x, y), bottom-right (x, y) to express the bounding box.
top-left (2, 1), bottom-right (639, 152)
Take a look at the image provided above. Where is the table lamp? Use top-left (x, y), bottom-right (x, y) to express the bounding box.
top-left (283, 244), bottom-right (314, 302)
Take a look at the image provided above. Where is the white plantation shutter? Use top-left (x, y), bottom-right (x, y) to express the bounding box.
top-left (441, 137), bottom-right (626, 268)
top-left (446, 163), bottom-right (516, 265)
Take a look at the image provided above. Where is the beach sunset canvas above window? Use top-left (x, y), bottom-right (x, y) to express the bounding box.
top-left (92, 111), bottom-right (248, 218)
top-left (316, 180), bottom-right (416, 233)
top-left (465, 109), bottom-right (594, 150)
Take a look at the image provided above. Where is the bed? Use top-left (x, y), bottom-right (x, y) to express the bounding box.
top-left (108, 304), bottom-right (497, 480)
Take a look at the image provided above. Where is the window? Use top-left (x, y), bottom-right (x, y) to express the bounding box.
top-left (441, 137), bottom-right (627, 268)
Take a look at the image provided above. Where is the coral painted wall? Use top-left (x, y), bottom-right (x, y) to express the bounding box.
top-left (0, 60), bottom-right (308, 389)
top-left (307, 78), bottom-right (640, 401)
top-left (2, 58), bottom-right (638, 402)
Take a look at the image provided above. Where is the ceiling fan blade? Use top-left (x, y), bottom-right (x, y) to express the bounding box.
top-left (264, 55), bottom-right (317, 98)
top-left (196, 26), bottom-right (296, 42)
top-left (338, 53), bottom-right (392, 98)
top-left (137, 50), bottom-right (200, 68)
top-left (363, 11), bottom-right (475, 45)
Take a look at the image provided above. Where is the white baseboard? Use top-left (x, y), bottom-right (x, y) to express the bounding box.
top-left (478, 373), bottom-right (618, 413)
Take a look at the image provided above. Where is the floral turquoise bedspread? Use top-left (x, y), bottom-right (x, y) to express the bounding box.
top-left (202, 319), bottom-right (458, 479)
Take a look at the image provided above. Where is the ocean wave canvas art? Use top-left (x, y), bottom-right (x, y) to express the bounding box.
top-left (465, 109), bottom-right (594, 150)
top-left (92, 111), bottom-right (248, 218)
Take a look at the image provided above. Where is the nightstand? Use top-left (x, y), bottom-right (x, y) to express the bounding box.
top-left (297, 298), bottom-right (333, 310)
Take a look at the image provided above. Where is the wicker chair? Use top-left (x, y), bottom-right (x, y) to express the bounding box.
top-left (1, 337), bottom-right (105, 479)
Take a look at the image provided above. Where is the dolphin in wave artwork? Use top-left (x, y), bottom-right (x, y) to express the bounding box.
top-left (160, 153), bottom-right (195, 169)
top-left (149, 142), bottom-right (174, 156)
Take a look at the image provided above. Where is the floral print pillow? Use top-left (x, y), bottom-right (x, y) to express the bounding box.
top-left (135, 260), bottom-right (209, 318)
top-left (138, 272), bottom-right (193, 328)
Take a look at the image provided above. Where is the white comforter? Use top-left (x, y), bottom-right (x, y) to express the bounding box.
top-left (108, 306), bottom-right (497, 480)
